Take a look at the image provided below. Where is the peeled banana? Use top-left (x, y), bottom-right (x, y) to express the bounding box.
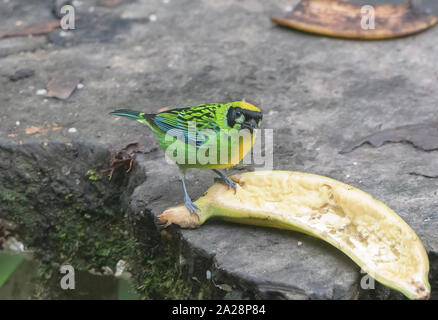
top-left (158, 171), bottom-right (430, 300)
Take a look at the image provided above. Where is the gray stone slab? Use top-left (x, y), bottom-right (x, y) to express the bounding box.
top-left (0, 0), bottom-right (437, 299)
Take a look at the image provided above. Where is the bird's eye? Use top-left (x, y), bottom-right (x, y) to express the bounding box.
top-left (235, 111), bottom-right (242, 117)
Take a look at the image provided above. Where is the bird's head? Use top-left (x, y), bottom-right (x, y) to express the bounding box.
top-left (225, 101), bottom-right (262, 132)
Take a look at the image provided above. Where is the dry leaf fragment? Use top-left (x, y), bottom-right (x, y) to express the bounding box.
top-left (101, 141), bottom-right (158, 180)
top-left (46, 75), bottom-right (81, 100)
top-left (24, 122), bottom-right (62, 137)
top-left (53, 0), bottom-right (72, 18)
top-left (0, 20), bottom-right (61, 39)
top-left (340, 122), bottom-right (438, 154)
top-left (271, 0), bottom-right (438, 40)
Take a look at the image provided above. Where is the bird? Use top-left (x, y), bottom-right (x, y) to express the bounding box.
top-left (110, 101), bottom-right (262, 217)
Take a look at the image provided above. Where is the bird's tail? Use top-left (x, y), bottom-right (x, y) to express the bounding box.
top-left (110, 108), bottom-right (156, 127)
top-left (110, 109), bottom-right (145, 121)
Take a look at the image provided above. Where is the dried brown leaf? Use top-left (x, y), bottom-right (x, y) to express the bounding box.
top-left (24, 122), bottom-right (62, 137)
top-left (46, 75), bottom-right (81, 100)
top-left (0, 20), bottom-right (61, 39)
top-left (102, 140), bottom-right (158, 180)
top-left (271, 0), bottom-right (438, 40)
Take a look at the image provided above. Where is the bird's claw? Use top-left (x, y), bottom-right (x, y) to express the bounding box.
top-left (215, 176), bottom-right (237, 194)
top-left (184, 196), bottom-right (200, 217)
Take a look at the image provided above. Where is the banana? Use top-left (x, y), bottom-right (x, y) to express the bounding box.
top-left (158, 171), bottom-right (430, 300)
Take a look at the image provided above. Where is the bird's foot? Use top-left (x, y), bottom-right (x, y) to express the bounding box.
top-left (184, 195), bottom-right (200, 217)
top-left (215, 175), bottom-right (237, 193)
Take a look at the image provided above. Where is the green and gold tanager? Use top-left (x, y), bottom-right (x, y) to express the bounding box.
top-left (110, 101), bottom-right (262, 216)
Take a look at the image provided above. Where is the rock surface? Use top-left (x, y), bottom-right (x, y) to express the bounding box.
top-left (0, 0), bottom-right (437, 299)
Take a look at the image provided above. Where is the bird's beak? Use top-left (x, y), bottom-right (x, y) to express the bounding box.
top-left (242, 119), bottom-right (259, 133)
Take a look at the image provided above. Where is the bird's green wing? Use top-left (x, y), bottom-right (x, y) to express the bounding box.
top-left (151, 104), bottom-right (221, 147)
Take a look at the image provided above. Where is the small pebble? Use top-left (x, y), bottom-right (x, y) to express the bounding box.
top-left (15, 121), bottom-right (20, 126)
top-left (4, 237), bottom-right (24, 252)
top-left (9, 68), bottom-right (35, 81)
top-left (68, 127), bottom-right (77, 133)
top-left (285, 6), bottom-right (293, 12)
top-left (36, 89), bottom-right (47, 95)
top-left (297, 241), bottom-right (303, 246)
top-left (149, 14), bottom-right (157, 22)
top-left (77, 83), bottom-right (84, 89)
top-left (102, 266), bottom-right (113, 276)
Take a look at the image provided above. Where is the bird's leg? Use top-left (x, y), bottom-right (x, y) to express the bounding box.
top-left (179, 170), bottom-right (200, 217)
top-left (212, 169), bottom-right (237, 193)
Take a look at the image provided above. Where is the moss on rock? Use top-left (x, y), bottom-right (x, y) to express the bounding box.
top-left (0, 143), bottom-right (211, 299)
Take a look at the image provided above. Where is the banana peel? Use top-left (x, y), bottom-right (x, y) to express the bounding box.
top-left (158, 171), bottom-right (431, 300)
top-left (271, 0), bottom-right (438, 40)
